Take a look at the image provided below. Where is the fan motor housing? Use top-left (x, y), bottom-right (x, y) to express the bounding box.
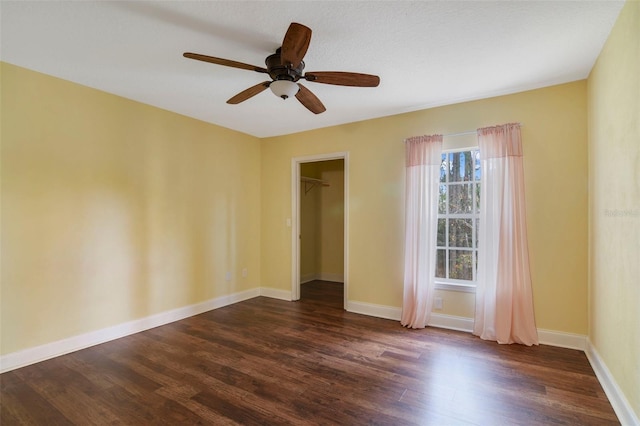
top-left (266, 48), bottom-right (304, 81)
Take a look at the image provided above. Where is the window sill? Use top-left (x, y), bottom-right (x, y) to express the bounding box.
top-left (435, 281), bottom-right (476, 293)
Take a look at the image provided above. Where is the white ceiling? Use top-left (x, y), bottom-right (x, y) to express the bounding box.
top-left (1, 1), bottom-right (624, 138)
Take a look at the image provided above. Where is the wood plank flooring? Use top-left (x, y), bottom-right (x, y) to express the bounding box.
top-left (1, 280), bottom-right (619, 425)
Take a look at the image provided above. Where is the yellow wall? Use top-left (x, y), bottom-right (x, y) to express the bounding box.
top-left (261, 81), bottom-right (589, 334)
top-left (300, 162), bottom-right (320, 279)
top-left (1, 62), bottom-right (262, 355)
top-left (318, 160), bottom-right (345, 280)
top-left (588, 0), bottom-right (640, 419)
top-left (3, 6), bottom-right (636, 414)
top-left (1, 60), bottom-right (592, 356)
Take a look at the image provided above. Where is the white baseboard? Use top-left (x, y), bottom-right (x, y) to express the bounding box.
top-left (0, 288), bottom-right (260, 374)
top-left (317, 273), bottom-right (344, 283)
top-left (428, 313), bottom-right (474, 332)
top-left (346, 301), bottom-right (473, 333)
top-left (300, 273), bottom-right (344, 284)
top-left (346, 300), bottom-right (591, 347)
top-left (585, 340), bottom-right (639, 426)
top-left (260, 287), bottom-right (292, 301)
top-left (537, 328), bottom-right (587, 351)
top-left (300, 273), bottom-right (317, 284)
top-left (347, 301), bottom-right (402, 321)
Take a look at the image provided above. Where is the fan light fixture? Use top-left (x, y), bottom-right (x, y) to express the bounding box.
top-left (270, 80), bottom-right (299, 99)
top-left (183, 22), bottom-right (379, 114)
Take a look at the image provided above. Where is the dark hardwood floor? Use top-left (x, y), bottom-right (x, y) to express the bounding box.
top-left (1, 280), bottom-right (618, 425)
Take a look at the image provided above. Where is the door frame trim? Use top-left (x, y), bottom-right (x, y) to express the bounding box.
top-left (291, 152), bottom-right (349, 308)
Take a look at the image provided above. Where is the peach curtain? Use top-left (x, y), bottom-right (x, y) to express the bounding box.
top-left (401, 135), bottom-right (442, 329)
top-left (474, 123), bottom-right (538, 345)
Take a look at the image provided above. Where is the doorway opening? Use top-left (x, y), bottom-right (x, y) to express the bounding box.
top-left (291, 153), bottom-right (348, 309)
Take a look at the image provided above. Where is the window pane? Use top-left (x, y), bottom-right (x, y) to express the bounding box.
top-left (438, 185), bottom-right (447, 214)
top-left (448, 184), bottom-right (473, 214)
top-left (448, 152), bottom-right (461, 182)
top-left (449, 250), bottom-right (474, 280)
top-left (436, 249), bottom-right (446, 278)
top-left (449, 219), bottom-right (473, 248)
top-left (437, 219), bottom-right (446, 246)
top-left (437, 150), bottom-right (480, 284)
top-left (449, 152), bottom-right (474, 182)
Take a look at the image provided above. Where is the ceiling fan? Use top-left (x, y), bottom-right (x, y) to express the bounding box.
top-left (183, 22), bottom-right (380, 114)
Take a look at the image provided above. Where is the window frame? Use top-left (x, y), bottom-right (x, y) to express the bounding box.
top-left (434, 148), bottom-right (480, 293)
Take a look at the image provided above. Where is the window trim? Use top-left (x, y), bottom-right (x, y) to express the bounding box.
top-left (436, 148), bottom-right (480, 292)
top-left (435, 280), bottom-right (476, 293)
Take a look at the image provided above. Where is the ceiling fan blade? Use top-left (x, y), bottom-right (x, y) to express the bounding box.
top-left (295, 83), bottom-right (326, 114)
top-left (281, 23), bottom-right (312, 69)
top-left (304, 71), bottom-right (380, 87)
top-left (227, 81), bottom-right (271, 104)
top-left (183, 52), bottom-right (268, 74)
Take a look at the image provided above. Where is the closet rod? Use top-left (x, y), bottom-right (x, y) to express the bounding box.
top-left (301, 176), bottom-right (329, 184)
top-left (301, 176), bottom-right (329, 194)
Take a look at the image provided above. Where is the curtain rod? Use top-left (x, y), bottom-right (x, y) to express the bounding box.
top-left (444, 123), bottom-right (523, 138)
top-left (444, 130), bottom-right (476, 137)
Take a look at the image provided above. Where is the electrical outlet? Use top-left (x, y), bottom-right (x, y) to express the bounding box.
top-left (225, 272), bottom-right (231, 282)
top-left (242, 268), bottom-right (248, 278)
top-left (435, 297), bottom-right (443, 310)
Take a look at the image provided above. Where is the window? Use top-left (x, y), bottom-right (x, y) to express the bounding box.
top-left (436, 150), bottom-right (480, 287)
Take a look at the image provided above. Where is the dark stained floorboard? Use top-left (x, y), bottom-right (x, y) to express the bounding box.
top-left (1, 280), bottom-right (619, 425)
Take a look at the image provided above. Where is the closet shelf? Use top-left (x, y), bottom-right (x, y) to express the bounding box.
top-left (301, 176), bottom-right (330, 194)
